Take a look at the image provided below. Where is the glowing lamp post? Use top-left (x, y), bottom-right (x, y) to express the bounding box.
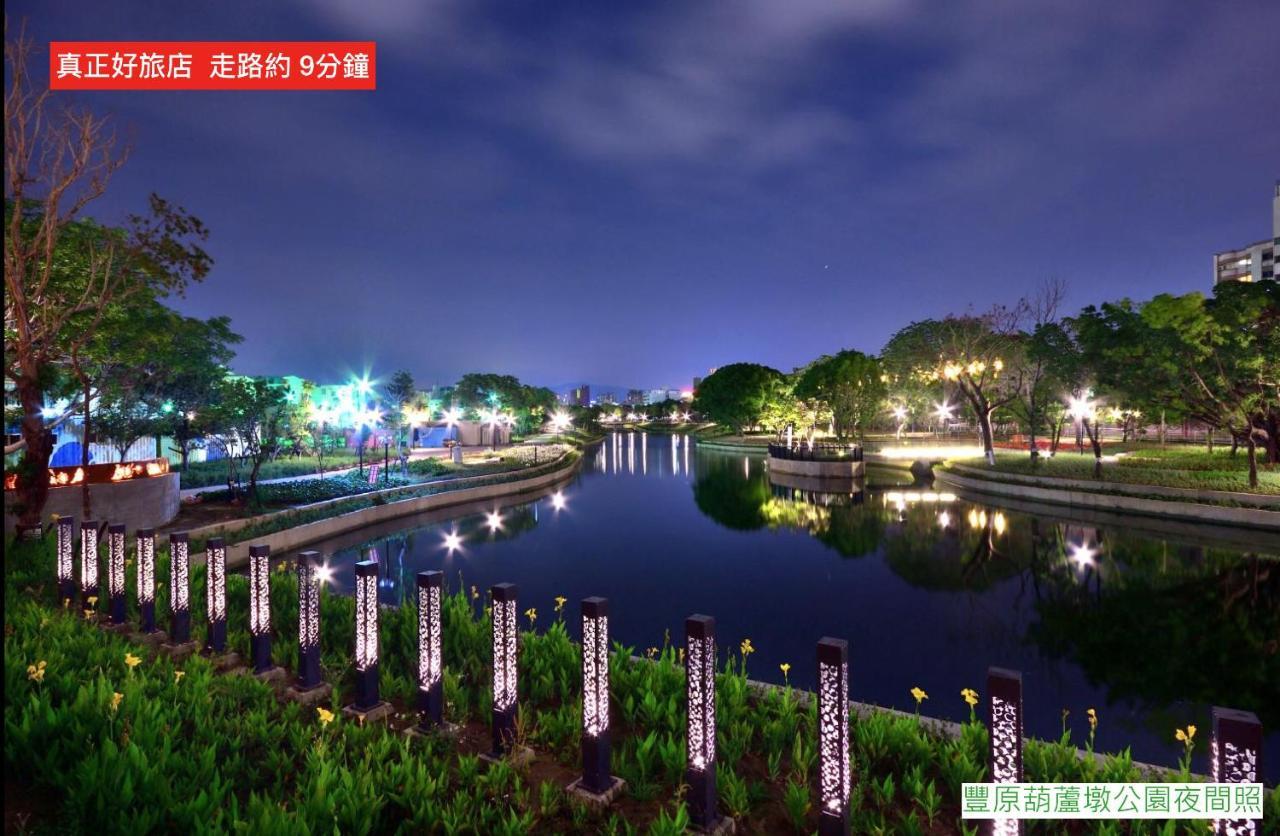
top-left (169, 532), bottom-right (191, 644)
top-left (986, 667), bottom-right (1023, 836)
top-left (135, 528), bottom-right (157, 633)
top-left (248, 545), bottom-right (273, 673)
top-left (578, 597), bottom-right (618, 794)
top-left (685, 614), bottom-right (720, 831)
top-left (80, 520), bottom-right (100, 613)
top-left (1211, 707), bottom-right (1263, 835)
top-left (107, 524), bottom-right (127, 625)
top-left (56, 516), bottom-right (75, 607)
top-left (295, 551), bottom-right (324, 691)
top-left (353, 560), bottom-right (382, 710)
top-left (490, 583), bottom-right (519, 755)
top-left (817, 637), bottom-right (851, 836)
top-left (416, 570), bottom-right (445, 728)
top-left (205, 537), bottom-right (228, 653)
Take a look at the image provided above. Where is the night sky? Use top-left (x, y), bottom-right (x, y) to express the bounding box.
top-left (12, 0), bottom-right (1279, 390)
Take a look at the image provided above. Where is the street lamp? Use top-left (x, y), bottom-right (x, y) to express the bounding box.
top-left (892, 405), bottom-right (908, 441)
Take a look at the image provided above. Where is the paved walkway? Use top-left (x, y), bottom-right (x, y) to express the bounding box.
top-left (178, 446), bottom-right (506, 498)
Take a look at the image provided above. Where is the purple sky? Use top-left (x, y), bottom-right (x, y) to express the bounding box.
top-left (13, 0), bottom-right (1280, 390)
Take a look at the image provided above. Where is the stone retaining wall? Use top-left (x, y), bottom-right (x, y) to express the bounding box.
top-left (4, 472), bottom-right (180, 533)
top-left (935, 469), bottom-right (1280, 531)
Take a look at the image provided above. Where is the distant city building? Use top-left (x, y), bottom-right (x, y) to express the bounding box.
top-left (644, 388), bottom-right (683, 404)
top-left (596, 392), bottom-right (616, 406)
top-left (565, 384), bottom-right (590, 407)
top-left (625, 389), bottom-right (646, 405)
top-left (1213, 181), bottom-right (1278, 285)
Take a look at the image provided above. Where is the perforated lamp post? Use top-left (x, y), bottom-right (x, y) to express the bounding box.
top-left (817, 637), bottom-right (851, 836)
top-left (416, 570), bottom-right (444, 728)
top-left (490, 583), bottom-right (519, 755)
top-left (1211, 707), bottom-right (1263, 835)
top-left (55, 516), bottom-right (75, 607)
top-left (295, 551), bottom-right (323, 691)
top-left (579, 597), bottom-right (618, 794)
top-left (248, 545), bottom-right (273, 673)
top-left (353, 560), bottom-right (381, 710)
top-left (205, 538), bottom-right (228, 653)
top-left (107, 524), bottom-right (127, 624)
top-left (135, 528), bottom-right (157, 633)
top-left (986, 668), bottom-right (1024, 836)
top-left (80, 519), bottom-right (100, 612)
top-left (685, 614), bottom-right (720, 831)
top-left (168, 533), bottom-right (192, 643)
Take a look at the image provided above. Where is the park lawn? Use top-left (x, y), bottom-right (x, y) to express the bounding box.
top-left (177, 452), bottom-right (367, 489)
top-left (953, 447), bottom-right (1280, 496)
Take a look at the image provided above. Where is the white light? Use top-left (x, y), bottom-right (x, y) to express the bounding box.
top-left (171, 535), bottom-right (189, 613)
top-left (249, 548), bottom-right (270, 637)
top-left (938, 511), bottom-right (951, 529)
top-left (1068, 394), bottom-right (1096, 422)
top-left (892, 405), bottom-right (907, 421)
top-left (315, 563), bottom-right (335, 587)
top-left (443, 407), bottom-right (460, 426)
top-left (207, 541), bottom-right (226, 623)
top-left (418, 577), bottom-right (442, 691)
top-left (136, 530), bottom-right (155, 605)
top-left (1068, 542), bottom-right (1096, 570)
top-left (550, 492), bottom-right (566, 511)
top-left (993, 512), bottom-right (1007, 536)
top-left (934, 401), bottom-right (954, 421)
top-left (486, 510), bottom-right (503, 531)
top-left (442, 530), bottom-right (463, 552)
top-left (492, 591), bottom-right (518, 712)
top-left (355, 566), bottom-right (378, 671)
top-left (41, 406), bottom-right (59, 419)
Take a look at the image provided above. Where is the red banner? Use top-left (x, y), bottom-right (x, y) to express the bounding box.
top-left (49, 42), bottom-right (376, 90)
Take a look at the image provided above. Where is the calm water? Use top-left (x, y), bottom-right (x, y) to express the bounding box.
top-left (299, 433), bottom-right (1279, 778)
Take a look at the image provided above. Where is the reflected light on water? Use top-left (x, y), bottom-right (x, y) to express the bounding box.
top-left (938, 511), bottom-right (951, 529)
top-left (315, 563), bottom-right (335, 587)
top-left (486, 511), bottom-right (503, 532)
top-left (551, 491), bottom-right (566, 511)
top-left (1069, 542), bottom-right (1097, 571)
top-left (442, 530), bottom-right (463, 552)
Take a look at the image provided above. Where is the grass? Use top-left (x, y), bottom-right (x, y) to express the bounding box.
top-left (950, 446), bottom-right (1280, 496)
top-left (9, 536), bottom-right (1273, 834)
top-left (177, 452), bottom-right (368, 489)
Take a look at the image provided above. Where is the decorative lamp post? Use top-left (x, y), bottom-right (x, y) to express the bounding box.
top-left (295, 551), bottom-right (324, 691)
top-left (986, 667), bottom-right (1023, 836)
top-left (416, 570), bottom-right (445, 728)
top-left (56, 516), bottom-right (75, 607)
top-left (1211, 707), bottom-right (1263, 835)
top-left (817, 637), bottom-right (851, 836)
top-left (107, 523), bottom-right (127, 625)
top-left (168, 532), bottom-right (192, 644)
top-left (578, 596), bottom-right (620, 795)
top-left (248, 544), bottom-right (273, 673)
top-left (135, 528), bottom-right (157, 633)
top-left (205, 537), bottom-right (228, 653)
top-left (685, 614), bottom-right (720, 831)
top-left (80, 519), bottom-right (100, 613)
top-left (353, 560), bottom-right (381, 710)
top-left (490, 582), bottom-right (519, 755)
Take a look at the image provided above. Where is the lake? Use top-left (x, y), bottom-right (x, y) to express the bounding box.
top-left (297, 433), bottom-right (1279, 778)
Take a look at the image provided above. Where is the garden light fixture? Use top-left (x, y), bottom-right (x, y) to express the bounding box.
top-left (80, 519), bottom-right (100, 612)
top-left (817, 637), bottom-right (851, 836)
top-left (416, 570), bottom-right (445, 728)
top-left (107, 524), bottom-right (126, 624)
top-left (169, 532), bottom-right (191, 643)
top-left (56, 515), bottom-right (75, 606)
top-left (136, 528), bottom-right (157, 633)
top-left (205, 538), bottom-right (227, 653)
top-left (987, 667), bottom-right (1024, 836)
top-left (490, 582), bottom-right (519, 755)
top-left (248, 545), bottom-right (273, 673)
top-left (580, 597), bottom-right (617, 794)
top-left (296, 551), bottom-right (324, 690)
top-left (685, 614), bottom-right (720, 830)
top-left (353, 559), bottom-right (381, 709)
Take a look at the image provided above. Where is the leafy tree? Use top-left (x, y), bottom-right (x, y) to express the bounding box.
top-left (793, 350), bottom-right (885, 440)
top-left (693, 363), bottom-right (785, 434)
top-left (93, 391), bottom-right (161, 461)
top-left (4, 31), bottom-right (212, 524)
top-left (151, 315), bottom-right (242, 471)
top-left (203, 377), bottom-right (303, 502)
top-left (882, 311), bottom-right (1025, 464)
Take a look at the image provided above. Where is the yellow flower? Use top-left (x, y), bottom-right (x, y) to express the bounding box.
top-left (524, 607), bottom-right (537, 626)
top-left (960, 688), bottom-right (978, 707)
top-left (124, 653), bottom-right (141, 670)
top-left (1175, 725), bottom-right (1196, 743)
top-left (87, 596), bottom-right (99, 607)
top-left (646, 647), bottom-right (658, 659)
top-left (110, 692), bottom-right (123, 712)
top-left (739, 638), bottom-right (754, 657)
top-left (470, 585), bottom-right (479, 600)
top-left (27, 661), bottom-right (47, 683)
top-left (174, 670), bottom-right (185, 684)
top-left (316, 706), bottom-right (335, 726)
top-left (911, 686), bottom-right (928, 705)
top-left (779, 662), bottom-right (791, 684)
top-left (1087, 708), bottom-right (1098, 730)
top-left (678, 647), bottom-right (685, 664)
top-left (554, 596), bottom-right (567, 613)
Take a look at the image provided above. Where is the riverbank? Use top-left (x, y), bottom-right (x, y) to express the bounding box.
top-left (935, 465), bottom-right (1280, 532)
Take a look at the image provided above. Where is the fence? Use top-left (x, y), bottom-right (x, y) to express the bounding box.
top-left (768, 443), bottom-right (864, 462)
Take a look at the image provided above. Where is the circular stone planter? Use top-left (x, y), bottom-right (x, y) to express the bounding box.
top-left (4, 471), bottom-right (180, 534)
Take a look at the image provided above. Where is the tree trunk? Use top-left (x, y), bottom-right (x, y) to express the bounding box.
top-left (1159, 410), bottom-right (1166, 446)
top-left (1084, 419), bottom-right (1104, 478)
top-left (1245, 433), bottom-right (1258, 489)
top-left (12, 376), bottom-right (54, 526)
top-left (81, 377), bottom-right (92, 519)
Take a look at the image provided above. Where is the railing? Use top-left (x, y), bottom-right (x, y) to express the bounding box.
top-left (767, 443), bottom-right (863, 462)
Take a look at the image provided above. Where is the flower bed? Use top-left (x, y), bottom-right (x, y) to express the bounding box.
top-left (5, 538), bottom-right (1272, 833)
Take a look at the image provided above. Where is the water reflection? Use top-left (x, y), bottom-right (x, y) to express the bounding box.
top-left (300, 433), bottom-right (1278, 776)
